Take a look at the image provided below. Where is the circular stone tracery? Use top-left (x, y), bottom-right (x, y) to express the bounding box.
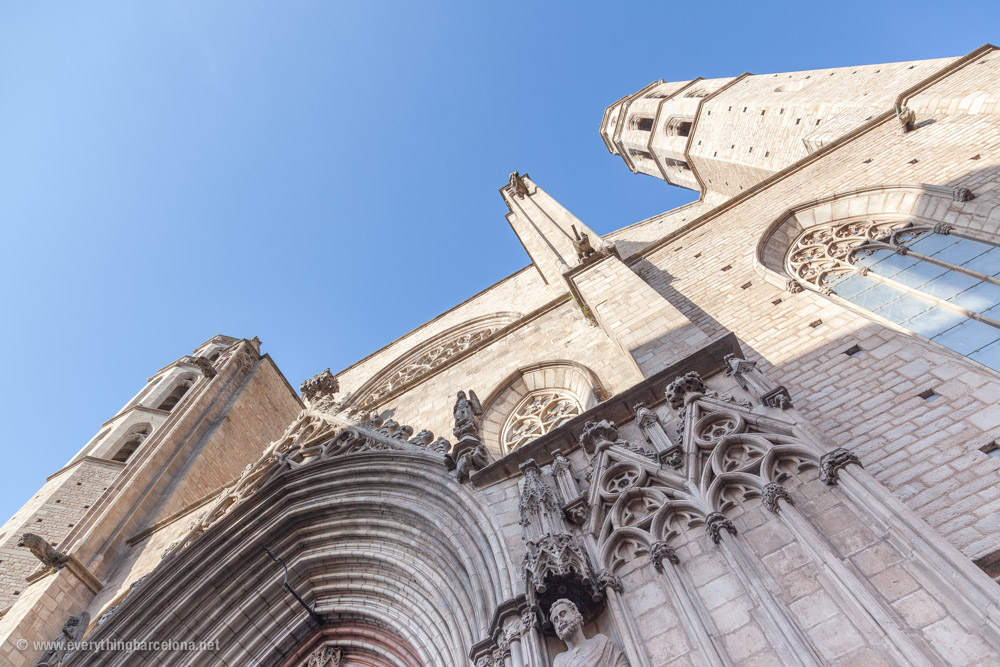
top-left (500, 390), bottom-right (582, 452)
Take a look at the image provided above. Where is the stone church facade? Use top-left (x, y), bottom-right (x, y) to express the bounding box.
top-left (3, 45), bottom-right (1000, 666)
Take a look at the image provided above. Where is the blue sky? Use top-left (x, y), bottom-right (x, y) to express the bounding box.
top-left (0, 1), bottom-right (996, 521)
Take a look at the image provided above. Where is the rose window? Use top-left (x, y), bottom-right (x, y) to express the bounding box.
top-left (501, 391), bottom-right (582, 452)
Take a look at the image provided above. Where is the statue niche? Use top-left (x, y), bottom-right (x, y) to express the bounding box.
top-left (550, 598), bottom-right (628, 667)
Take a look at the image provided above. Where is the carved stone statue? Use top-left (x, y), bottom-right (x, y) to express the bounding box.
top-left (456, 441), bottom-right (489, 483)
top-left (509, 171), bottom-right (529, 198)
top-left (571, 224), bottom-right (596, 260)
top-left (453, 389), bottom-right (483, 440)
top-left (18, 533), bottom-right (65, 567)
top-left (37, 612), bottom-right (89, 666)
top-left (550, 599), bottom-right (628, 667)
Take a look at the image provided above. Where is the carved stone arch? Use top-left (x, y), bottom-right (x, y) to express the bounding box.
top-left (600, 526), bottom-right (652, 573)
top-left (706, 471), bottom-right (767, 515)
top-left (80, 453), bottom-right (517, 667)
top-left (760, 442), bottom-right (823, 486)
top-left (608, 486), bottom-right (669, 532)
top-left (649, 501), bottom-right (710, 547)
top-left (754, 184), bottom-right (962, 289)
top-left (351, 312), bottom-right (522, 410)
top-left (480, 360), bottom-right (608, 456)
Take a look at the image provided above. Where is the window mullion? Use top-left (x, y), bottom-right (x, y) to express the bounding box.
top-left (858, 267), bottom-right (1000, 330)
top-left (901, 248), bottom-right (1000, 288)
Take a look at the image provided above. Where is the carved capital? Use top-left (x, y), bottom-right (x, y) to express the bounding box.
top-left (952, 187), bottom-right (975, 202)
top-left (785, 279), bottom-right (804, 294)
top-left (665, 371), bottom-right (706, 410)
top-left (760, 386), bottom-right (793, 410)
top-left (705, 512), bottom-right (737, 544)
top-left (579, 419), bottom-right (620, 451)
top-left (819, 447), bottom-right (862, 485)
top-left (596, 568), bottom-right (623, 593)
top-left (761, 482), bottom-right (792, 514)
top-left (563, 497), bottom-right (590, 526)
top-left (934, 222), bottom-right (955, 234)
top-left (650, 541), bottom-right (680, 572)
top-left (661, 448), bottom-right (683, 470)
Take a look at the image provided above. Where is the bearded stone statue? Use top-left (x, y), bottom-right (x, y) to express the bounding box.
top-left (550, 598), bottom-right (628, 667)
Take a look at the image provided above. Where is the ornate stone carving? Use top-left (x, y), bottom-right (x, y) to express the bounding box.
top-left (572, 224), bottom-right (596, 260)
top-left (509, 170), bottom-right (529, 198)
top-left (934, 222), bottom-right (954, 234)
top-left (300, 369), bottom-right (340, 411)
top-left (183, 355), bottom-right (217, 378)
top-left (523, 534), bottom-right (592, 594)
top-left (579, 419), bottom-right (620, 451)
top-left (819, 447), bottom-right (862, 485)
top-left (408, 429), bottom-right (434, 447)
top-left (596, 568), bottom-right (623, 593)
top-left (650, 541), bottom-right (680, 572)
top-left (550, 598), bottom-right (629, 667)
top-left (37, 612), bottom-right (89, 667)
top-left (455, 441), bottom-right (489, 483)
top-left (358, 326), bottom-right (505, 409)
top-left (705, 512), bottom-right (737, 544)
top-left (563, 498), bottom-right (590, 526)
top-left (305, 645), bottom-right (343, 667)
top-left (665, 371), bottom-right (705, 410)
top-left (663, 449), bottom-right (683, 470)
top-left (518, 460), bottom-right (562, 530)
top-left (96, 605), bottom-right (117, 626)
top-left (453, 389), bottom-right (483, 440)
top-left (18, 533), bottom-right (64, 568)
top-left (426, 436), bottom-right (451, 454)
top-left (786, 217), bottom-right (932, 292)
top-left (785, 279), bottom-right (804, 293)
top-left (724, 353), bottom-right (792, 409)
top-left (761, 482), bottom-right (792, 513)
top-left (896, 104), bottom-right (915, 133)
top-left (502, 390), bottom-right (581, 452)
top-left (952, 186), bottom-right (975, 202)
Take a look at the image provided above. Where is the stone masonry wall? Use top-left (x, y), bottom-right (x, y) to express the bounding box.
top-left (620, 49), bottom-right (1000, 559)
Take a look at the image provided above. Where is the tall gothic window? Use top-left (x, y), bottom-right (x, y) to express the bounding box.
top-left (787, 218), bottom-right (1000, 371)
top-left (501, 390), bottom-right (582, 452)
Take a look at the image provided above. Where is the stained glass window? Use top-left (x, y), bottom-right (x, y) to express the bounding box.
top-left (787, 219), bottom-right (1000, 372)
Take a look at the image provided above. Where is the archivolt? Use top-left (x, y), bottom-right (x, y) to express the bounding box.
top-left (754, 184), bottom-right (956, 287)
top-left (75, 452), bottom-right (517, 667)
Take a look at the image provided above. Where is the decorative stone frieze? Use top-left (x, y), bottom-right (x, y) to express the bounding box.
top-left (305, 645), bottom-right (343, 667)
top-left (819, 447), bottom-right (862, 485)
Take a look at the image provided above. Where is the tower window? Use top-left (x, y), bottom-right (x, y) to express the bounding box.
top-left (629, 116), bottom-right (654, 132)
top-left (111, 424), bottom-right (152, 463)
top-left (628, 148), bottom-right (654, 160)
top-left (663, 158), bottom-right (690, 170)
top-left (664, 117), bottom-right (693, 138)
top-left (157, 375), bottom-right (196, 412)
top-left (787, 219), bottom-right (1000, 373)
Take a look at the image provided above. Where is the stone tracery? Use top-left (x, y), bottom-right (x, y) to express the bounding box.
top-left (501, 390), bottom-right (583, 452)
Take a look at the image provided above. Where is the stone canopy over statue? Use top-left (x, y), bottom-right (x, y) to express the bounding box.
top-left (550, 598), bottom-right (629, 667)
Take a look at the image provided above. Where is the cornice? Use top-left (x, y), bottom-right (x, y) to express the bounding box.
top-left (46, 456), bottom-right (127, 482)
